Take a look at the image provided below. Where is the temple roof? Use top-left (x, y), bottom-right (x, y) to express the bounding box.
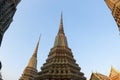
top-left (109, 67), bottom-right (120, 79)
top-left (91, 72), bottom-right (110, 80)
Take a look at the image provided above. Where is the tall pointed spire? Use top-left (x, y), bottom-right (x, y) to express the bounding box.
top-left (58, 12), bottom-right (64, 34)
top-left (19, 36), bottom-right (41, 80)
top-left (27, 35), bottom-right (41, 69)
top-left (54, 13), bottom-right (68, 47)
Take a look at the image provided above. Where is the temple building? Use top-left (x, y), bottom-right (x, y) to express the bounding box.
top-left (90, 67), bottom-right (120, 80)
top-left (105, 0), bottom-right (120, 31)
top-left (36, 14), bottom-right (86, 80)
top-left (0, 0), bottom-right (21, 46)
top-left (0, 0), bottom-right (21, 80)
top-left (20, 14), bottom-right (86, 80)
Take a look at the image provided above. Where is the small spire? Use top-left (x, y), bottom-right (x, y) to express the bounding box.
top-left (58, 12), bottom-right (64, 34)
top-left (20, 36), bottom-right (41, 80)
top-left (33, 35), bottom-right (41, 57)
top-left (27, 35), bottom-right (41, 69)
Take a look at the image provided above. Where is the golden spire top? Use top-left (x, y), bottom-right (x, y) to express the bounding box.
top-left (33, 35), bottom-right (41, 57)
top-left (20, 36), bottom-right (41, 80)
top-left (54, 13), bottom-right (68, 47)
top-left (58, 12), bottom-right (64, 34)
top-left (27, 36), bottom-right (41, 69)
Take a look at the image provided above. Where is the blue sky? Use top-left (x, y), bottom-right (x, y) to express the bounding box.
top-left (1, 0), bottom-right (120, 80)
